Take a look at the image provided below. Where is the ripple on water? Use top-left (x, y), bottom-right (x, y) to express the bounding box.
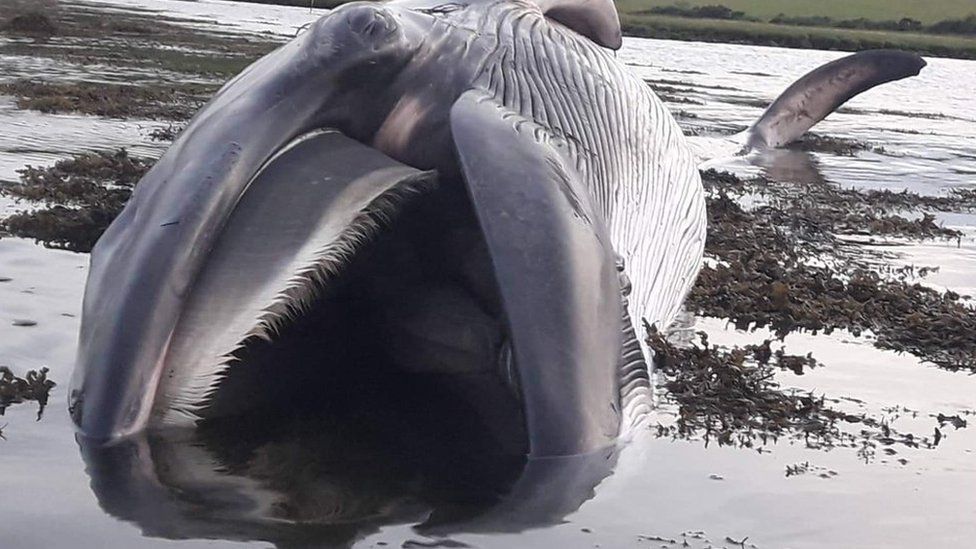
top-left (623, 39), bottom-right (976, 191)
top-left (0, 98), bottom-right (168, 183)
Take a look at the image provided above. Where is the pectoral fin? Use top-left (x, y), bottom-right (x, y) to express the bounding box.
top-left (747, 49), bottom-right (926, 148)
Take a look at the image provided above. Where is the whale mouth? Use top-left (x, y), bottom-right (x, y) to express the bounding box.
top-left (156, 163), bottom-right (528, 456)
top-left (73, 116), bottom-right (626, 454)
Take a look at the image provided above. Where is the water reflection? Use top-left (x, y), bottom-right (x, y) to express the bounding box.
top-left (750, 148), bottom-right (827, 185)
top-left (77, 407), bottom-right (617, 547)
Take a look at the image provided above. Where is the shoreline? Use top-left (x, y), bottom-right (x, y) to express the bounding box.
top-left (619, 14), bottom-right (976, 61)
top-left (230, 0), bottom-right (976, 60)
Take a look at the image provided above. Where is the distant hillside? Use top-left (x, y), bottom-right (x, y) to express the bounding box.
top-left (233, 0), bottom-right (976, 59)
top-left (615, 0), bottom-right (976, 25)
top-left (617, 1), bottom-right (976, 59)
top-left (236, 0), bottom-right (976, 27)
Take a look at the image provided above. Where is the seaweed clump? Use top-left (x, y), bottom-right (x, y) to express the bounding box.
top-left (0, 366), bottom-right (55, 420)
top-left (1, 149), bottom-right (153, 252)
top-left (0, 79), bottom-right (216, 121)
top-left (787, 133), bottom-right (882, 156)
top-left (687, 170), bottom-right (976, 372)
top-left (149, 123), bottom-right (186, 142)
top-left (3, 12), bottom-right (57, 36)
top-left (648, 329), bottom-right (942, 457)
top-left (648, 328), bottom-right (841, 448)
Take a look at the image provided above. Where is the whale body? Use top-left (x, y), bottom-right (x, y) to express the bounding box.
top-left (68, 0), bottom-right (926, 461)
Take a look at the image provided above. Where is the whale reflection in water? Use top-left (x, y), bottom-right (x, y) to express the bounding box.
top-left (78, 367), bottom-right (618, 547)
top-left (751, 148), bottom-right (830, 186)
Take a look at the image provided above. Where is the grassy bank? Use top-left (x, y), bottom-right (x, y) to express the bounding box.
top-left (619, 13), bottom-right (976, 59)
top-left (233, 0), bottom-right (976, 59)
top-left (242, 0), bottom-right (976, 22)
top-left (615, 0), bottom-right (976, 25)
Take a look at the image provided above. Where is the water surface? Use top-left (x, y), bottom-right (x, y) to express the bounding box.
top-left (1, 1), bottom-right (974, 547)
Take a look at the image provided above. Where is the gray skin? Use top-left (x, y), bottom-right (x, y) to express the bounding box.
top-left (746, 49), bottom-right (927, 148)
top-left (688, 49), bottom-right (928, 165)
top-left (71, 0), bottom-right (661, 455)
top-left (69, 0), bottom-right (928, 457)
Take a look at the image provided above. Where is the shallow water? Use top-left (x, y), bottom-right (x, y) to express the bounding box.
top-left (0, 98), bottom-right (169, 183)
top-left (1, 1), bottom-right (974, 548)
top-left (623, 39), bottom-right (976, 194)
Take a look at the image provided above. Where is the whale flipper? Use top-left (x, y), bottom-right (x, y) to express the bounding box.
top-left (746, 49), bottom-right (927, 148)
top-left (451, 91), bottom-right (622, 457)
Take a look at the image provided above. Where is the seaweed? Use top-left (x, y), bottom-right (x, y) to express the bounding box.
top-left (787, 133), bottom-right (883, 156)
top-left (0, 2), bottom-right (278, 80)
top-left (0, 80), bottom-right (216, 121)
top-left (0, 149), bottom-right (152, 252)
top-left (649, 328), bottom-right (843, 447)
top-left (688, 170), bottom-right (976, 372)
top-left (149, 123), bottom-right (187, 142)
top-left (0, 366), bottom-right (55, 421)
top-left (648, 329), bottom-right (944, 457)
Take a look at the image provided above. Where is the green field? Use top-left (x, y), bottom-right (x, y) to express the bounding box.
top-left (615, 0), bottom-right (976, 25)
top-left (243, 0), bottom-right (976, 26)
top-left (236, 0), bottom-right (976, 59)
top-left (618, 13), bottom-right (976, 59)
top-left (614, 0), bottom-right (976, 59)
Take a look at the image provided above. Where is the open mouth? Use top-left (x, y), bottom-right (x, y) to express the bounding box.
top-left (152, 132), bottom-right (528, 456)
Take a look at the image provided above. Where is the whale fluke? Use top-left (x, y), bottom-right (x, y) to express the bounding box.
top-left (746, 49), bottom-right (927, 148)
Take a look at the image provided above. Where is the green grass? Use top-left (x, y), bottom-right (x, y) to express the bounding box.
top-left (243, 0), bottom-right (975, 25)
top-left (615, 0), bottom-right (976, 25)
top-left (235, 0), bottom-right (976, 59)
top-left (618, 13), bottom-right (976, 59)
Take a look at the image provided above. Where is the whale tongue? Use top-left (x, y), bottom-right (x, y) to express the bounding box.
top-left (152, 129), bottom-right (437, 424)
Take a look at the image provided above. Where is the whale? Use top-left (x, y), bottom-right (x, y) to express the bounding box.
top-left (686, 48), bottom-right (926, 165)
top-left (68, 0), bottom-right (927, 462)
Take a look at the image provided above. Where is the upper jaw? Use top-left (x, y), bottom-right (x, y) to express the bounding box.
top-left (68, 5), bottom-right (426, 439)
top-left (70, 122), bottom-right (439, 439)
top-left (149, 141), bottom-right (439, 426)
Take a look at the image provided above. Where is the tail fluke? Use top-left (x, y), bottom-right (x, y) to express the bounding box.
top-left (745, 49), bottom-right (926, 149)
